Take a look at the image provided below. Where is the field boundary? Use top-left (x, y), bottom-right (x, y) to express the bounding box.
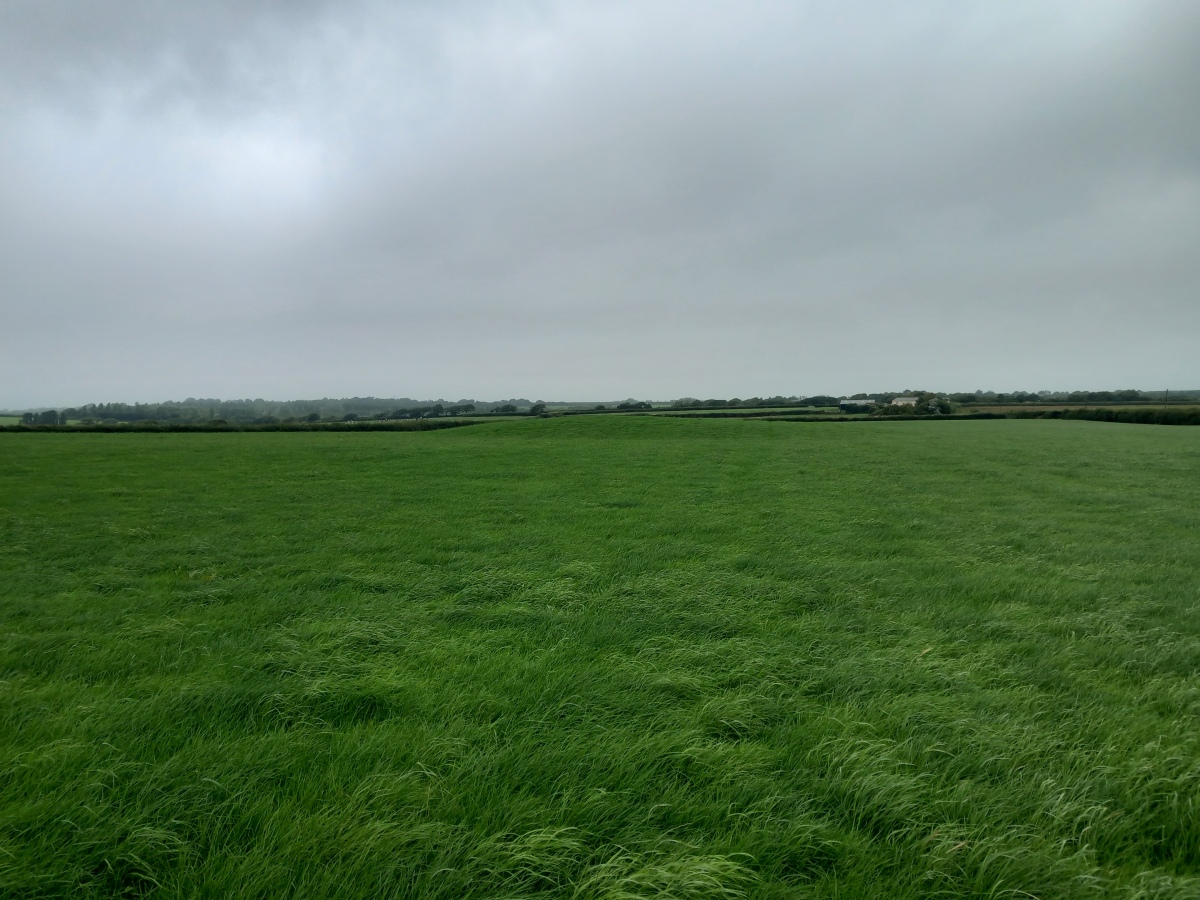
top-left (1010, 407), bottom-right (1200, 426)
top-left (5, 408), bottom-right (1199, 433)
top-left (759, 412), bottom-right (1007, 423)
top-left (0, 419), bottom-right (487, 434)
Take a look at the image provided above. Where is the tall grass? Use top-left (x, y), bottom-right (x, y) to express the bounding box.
top-left (1, 418), bottom-right (1198, 897)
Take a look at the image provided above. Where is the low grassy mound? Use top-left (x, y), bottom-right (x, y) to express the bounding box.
top-left (1, 418), bottom-right (1198, 897)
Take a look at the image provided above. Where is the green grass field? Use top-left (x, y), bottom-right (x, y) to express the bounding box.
top-left (2, 418), bottom-right (1198, 898)
top-left (0, 417), bottom-right (19, 427)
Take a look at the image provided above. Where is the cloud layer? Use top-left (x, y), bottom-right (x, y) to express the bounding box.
top-left (2, 0), bottom-right (1197, 404)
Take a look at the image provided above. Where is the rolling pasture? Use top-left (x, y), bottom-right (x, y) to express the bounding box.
top-left (1, 418), bottom-right (1198, 898)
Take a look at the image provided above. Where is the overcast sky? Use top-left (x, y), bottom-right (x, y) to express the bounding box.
top-left (1, 1), bottom-right (1197, 406)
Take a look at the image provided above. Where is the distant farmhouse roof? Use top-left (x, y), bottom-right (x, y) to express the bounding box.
top-left (891, 397), bottom-right (919, 406)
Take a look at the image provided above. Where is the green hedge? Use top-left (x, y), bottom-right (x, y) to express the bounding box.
top-left (762, 412), bottom-right (1007, 423)
top-left (0, 419), bottom-right (483, 434)
top-left (1014, 407), bottom-right (1200, 426)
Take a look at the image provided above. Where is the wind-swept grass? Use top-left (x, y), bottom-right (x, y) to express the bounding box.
top-left (2, 418), bottom-right (1198, 897)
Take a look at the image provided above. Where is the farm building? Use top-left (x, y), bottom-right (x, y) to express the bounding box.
top-left (891, 397), bottom-right (919, 406)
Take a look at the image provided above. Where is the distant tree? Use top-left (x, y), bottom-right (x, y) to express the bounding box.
top-left (529, 403), bottom-right (547, 415)
top-left (493, 404), bottom-right (517, 414)
top-left (37, 410), bottom-right (58, 425)
top-left (594, 405), bottom-right (607, 410)
top-left (914, 396), bottom-right (951, 415)
top-left (305, 412), bottom-right (320, 423)
top-left (798, 396), bottom-right (839, 407)
top-left (342, 413), bottom-right (358, 422)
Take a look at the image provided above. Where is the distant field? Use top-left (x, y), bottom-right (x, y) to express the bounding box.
top-left (0, 416), bottom-right (19, 426)
top-left (2, 418), bottom-right (1198, 897)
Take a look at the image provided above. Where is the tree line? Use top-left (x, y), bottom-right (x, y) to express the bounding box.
top-left (671, 396), bottom-right (815, 409)
top-left (669, 389), bottom-right (1196, 411)
top-left (17, 397), bottom-right (542, 426)
top-left (12, 388), bottom-right (1197, 427)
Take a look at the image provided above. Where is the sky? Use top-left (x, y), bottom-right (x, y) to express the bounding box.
top-left (1, 0), bottom-right (1197, 407)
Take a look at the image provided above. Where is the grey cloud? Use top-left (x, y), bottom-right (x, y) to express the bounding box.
top-left (1, 1), bottom-right (1197, 405)
top-left (0, 0), bottom-right (346, 109)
